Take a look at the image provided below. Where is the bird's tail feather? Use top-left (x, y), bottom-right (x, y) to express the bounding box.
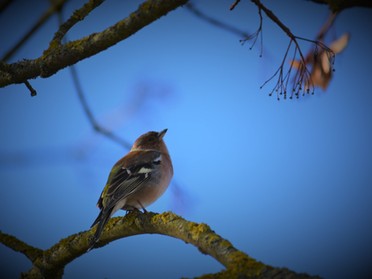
top-left (88, 208), bottom-right (113, 251)
top-left (91, 210), bottom-right (103, 228)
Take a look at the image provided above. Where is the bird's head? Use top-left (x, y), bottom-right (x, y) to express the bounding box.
top-left (131, 129), bottom-right (169, 152)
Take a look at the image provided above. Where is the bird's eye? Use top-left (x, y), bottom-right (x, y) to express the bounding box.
top-left (148, 136), bottom-right (156, 142)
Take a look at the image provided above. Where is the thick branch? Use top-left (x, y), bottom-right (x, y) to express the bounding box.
top-left (0, 0), bottom-right (188, 88)
top-left (15, 211), bottom-right (319, 278)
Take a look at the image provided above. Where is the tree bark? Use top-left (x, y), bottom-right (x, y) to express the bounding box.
top-left (1, 211), bottom-right (320, 279)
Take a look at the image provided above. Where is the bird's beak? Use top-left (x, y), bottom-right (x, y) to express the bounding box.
top-left (158, 129), bottom-right (168, 140)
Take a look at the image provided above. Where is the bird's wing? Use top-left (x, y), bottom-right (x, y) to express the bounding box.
top-left (98, 150), bottom-right (162, 210)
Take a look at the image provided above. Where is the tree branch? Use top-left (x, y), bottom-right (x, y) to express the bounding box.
top-left (248, 0), bottom-right (335, 99)
top-left (4, 211), bottom-right (320, 279)
top-left (0, 230), bottom-right (43, 262)
top-left (2, 0), bottom-right (69, 62)
top-left (0, 0), bottom-right (188, 88)
top-left (50, 0), bottom-right (104, 46)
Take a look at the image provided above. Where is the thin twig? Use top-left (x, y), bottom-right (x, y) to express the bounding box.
top-left (24, 80), bottom-right (37, 96)
top-left (250, 0), bottom-right (307, 62)
top-left (229, 0), bottom-right (241, 10)
top-left (250, 0), bottom-right (335, 99)
top-left (240, 5), bottom-right (263, 56)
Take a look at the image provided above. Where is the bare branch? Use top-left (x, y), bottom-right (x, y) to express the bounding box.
top-left (249, 0), bottom-right (335, 99)
top-left (240, 4), bottom-right (263, 56)
top-left (0, 0), bottom-right (188, 88)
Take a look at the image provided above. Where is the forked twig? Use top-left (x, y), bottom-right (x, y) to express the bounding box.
top-left (51, 0), bottom-right (104, 46)
top-left (248, 0), bottom-right (336, 100)
top-left (240, 4), bottom-right (263, 57)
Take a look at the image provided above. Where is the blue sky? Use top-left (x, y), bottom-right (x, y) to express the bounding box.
top-left (1, 1), bottom-right (372, 278)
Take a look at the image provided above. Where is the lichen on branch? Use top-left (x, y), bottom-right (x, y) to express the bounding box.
top-left (0, 0), bottom-right (189, 88)
top-left (1, 211), bottom-right (320, 279)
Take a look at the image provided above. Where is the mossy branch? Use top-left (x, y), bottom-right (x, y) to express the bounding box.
top-left (0, 230), bottom-right (43, 262)
top-left (50, 0), bottom-right (104, 46)
top-left (2, 211), bottom-right (320, 279)
top-left (1, 0), bottom-right (68, 62)
top-left (0, 0), bottom-right (188, 88)
top-left (1, 0), bottom-right (371, 90)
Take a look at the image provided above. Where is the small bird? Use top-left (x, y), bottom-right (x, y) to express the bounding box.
top-left (89, 129), bottom-right (173, 249)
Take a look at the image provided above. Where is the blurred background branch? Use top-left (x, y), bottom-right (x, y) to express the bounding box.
top-left (68, 65), bottom-right (132, 149)
top-left (185, 2), bottom-right (251, 38)
top-left (308, 0), bottom-right (372, 11)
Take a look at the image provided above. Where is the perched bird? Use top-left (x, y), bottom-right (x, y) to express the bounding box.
top-left (89, 129), bottom-right (173, 249)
